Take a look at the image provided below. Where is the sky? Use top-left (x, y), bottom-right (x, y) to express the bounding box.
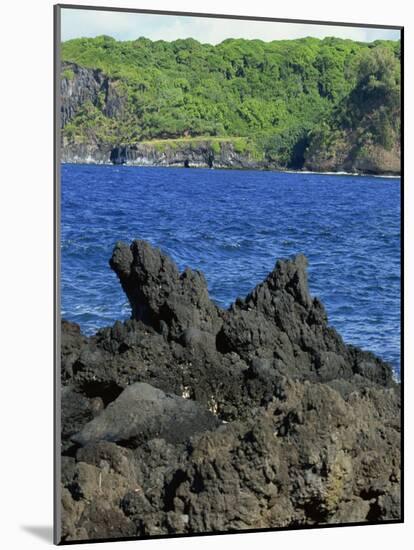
top-left (61, 8), bottom-right (400, 44)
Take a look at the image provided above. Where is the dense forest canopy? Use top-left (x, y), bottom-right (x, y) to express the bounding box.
top-left (61, 35), bottom-right (401, 169)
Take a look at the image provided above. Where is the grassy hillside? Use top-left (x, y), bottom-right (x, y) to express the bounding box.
top-left (61, 35), bottom-right (400, 171)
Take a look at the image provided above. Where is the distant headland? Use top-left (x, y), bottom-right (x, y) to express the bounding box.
top-left (61, 36), bottom-right (401, 175)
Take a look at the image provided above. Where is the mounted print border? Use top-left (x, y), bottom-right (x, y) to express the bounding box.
top-left (54, 4), bottom-right (404, 545)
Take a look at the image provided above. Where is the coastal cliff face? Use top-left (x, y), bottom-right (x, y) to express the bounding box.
top-left (60, 240), bottom-right (400, 541)
top-left (61, 137), bottom-right (401, 174)
top-left (61, 62), bottom-right (125, 128)
top-left (61, 64), bottom-right (106, 128)
top-left (304, 135), bottom-right (400, 175)
top-left (62, 139), bottom-right (270, 169)
top-left (62, 136), bottom-right (400, 174)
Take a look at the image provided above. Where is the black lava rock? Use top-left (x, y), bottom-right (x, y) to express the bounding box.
top-left (60, 239), bottom-right (400, 541)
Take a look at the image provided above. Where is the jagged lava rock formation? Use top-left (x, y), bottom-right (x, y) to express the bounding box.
top-left (60, 240), bottom-right (400, 541)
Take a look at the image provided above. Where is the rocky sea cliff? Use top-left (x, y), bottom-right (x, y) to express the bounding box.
top-left (61, 137), bottom-right (401, 175)
top-left (62, 139), bottom-right (274, 170)
top-left (60, 240), bottom-right (401, 542)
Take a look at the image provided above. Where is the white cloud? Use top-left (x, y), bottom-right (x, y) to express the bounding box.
top-left (61, 8), bottom-right (400, 44)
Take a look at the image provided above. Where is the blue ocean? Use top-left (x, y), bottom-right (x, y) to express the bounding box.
top-left (61, 164), bottom-right (401, 375)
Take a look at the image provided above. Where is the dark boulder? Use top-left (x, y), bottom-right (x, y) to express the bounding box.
top-left (72, 382), bottom-right (220, 447)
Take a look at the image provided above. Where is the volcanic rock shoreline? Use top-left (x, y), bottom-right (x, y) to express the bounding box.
top-left (60, 239), bottom-right (401, 542)
top-left (61, 140), bottom-right (401, 175)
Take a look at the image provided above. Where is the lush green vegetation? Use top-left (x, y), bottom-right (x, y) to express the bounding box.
top-left (61, 35), bottom-right (400, 168)
top-left (62, 67), bottom-right (75, 81)
top-left (307, 44), bottom-right (401, 161)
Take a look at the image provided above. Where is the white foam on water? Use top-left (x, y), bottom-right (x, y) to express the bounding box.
top-left (281, 168), bottom-right (400, 179)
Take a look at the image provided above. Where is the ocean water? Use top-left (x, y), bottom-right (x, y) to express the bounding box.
top-left (61, 164), bottom-right (401, 375)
